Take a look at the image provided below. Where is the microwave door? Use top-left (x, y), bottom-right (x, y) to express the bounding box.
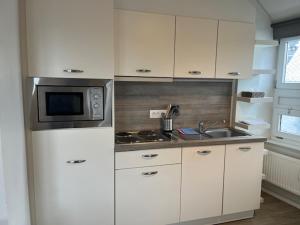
top-left (37, 86), bottom-right (91, 122)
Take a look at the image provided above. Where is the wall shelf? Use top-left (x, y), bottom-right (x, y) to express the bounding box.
top-left (255, 40), bottom-right (279, 47)
top-left (237, 96), bottom-right (273, 103)
top-left (235, 122), bottom-right (271, 130)
top-left (253, 69), bottom-right (276, 75)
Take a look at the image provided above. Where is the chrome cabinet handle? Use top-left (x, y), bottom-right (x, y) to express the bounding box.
top-left (136, 69), bottom-right (151, 73)
top-left (66, 160), bottom-right (86, 164)
top-left (228, 72), bottom-right (241, 76)
top-left (63, 69), bottom-right (84, 73)
top-left (142, 154), bottom-right (159, 159)
top-left (197, 150), bottom-right (212, 156)
top-left (142, 171), bottom-right (158, 176)
top-left (188, 71), bottom-right (202, 75)
top-left (239, 147), bottom-right (251, 152)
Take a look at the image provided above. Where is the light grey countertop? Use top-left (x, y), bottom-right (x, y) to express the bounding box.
top-left (115, 135), bottom-right (267, 152)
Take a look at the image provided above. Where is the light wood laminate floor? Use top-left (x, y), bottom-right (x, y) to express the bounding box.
top-left (223, 192), bottom-right (300, 225)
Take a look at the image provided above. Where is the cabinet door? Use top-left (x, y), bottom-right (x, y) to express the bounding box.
top-left (26, 0), bottom-right (113, 79)
top-left (32, 128), bottom-right (114, 225)
top-left (216, 21), bottom-right (255, 79)
top-left (223, 142), bottom-right (264, 215)
top-left (181, 145), bottom-right (225, 222)
top-left (175, 17), bottom-right (218, 78)
top-left (116, 164), bottom-right (181, 225)
top-left (115, 10), bottom-right (175, 78)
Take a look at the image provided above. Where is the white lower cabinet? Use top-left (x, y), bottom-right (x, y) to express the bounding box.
top-left (32, 128), bottom-right (114, 225)
top-left (223, 143), bottom-right (264, 215)
top-left (181, 145), bottom-right (225, 222)
top-left (115, 164), bottom-right (181, 225)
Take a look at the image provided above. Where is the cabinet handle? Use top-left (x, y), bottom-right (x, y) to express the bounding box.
top-left (142, 154), bottom-right (158, 159)
top-left (63, 69), bottom-right (84, 73)
top-left (228, 72), bottom-right (241, 76)
top-left (142, 171), bottom-right (158, 176)
top-left (66, 160), bottom-right (86, 164)
top-left (197, 150), bottom-right (211, 156)
top-left (136, 69), bottom-right (151, 73)
top-left (188, 71), bottom-right (202, 75)
top-left (239, 147), bottom-right (252, 152)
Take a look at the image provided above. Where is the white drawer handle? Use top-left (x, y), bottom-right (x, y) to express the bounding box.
top-left (142, 171), bottom-right (158, 177)
top-left (188, 71), bottom-right (202, 75)
top-left (197, 150), bottom-right (211, 156)
top-left (63, 69), bottom-right (84, 73)
top-left (66, 160), bottom-right (86, 164)
top-left (228, 72), bottom-right (240, 76)
top-left (142, 154), bottom-right (158, 159)
top-left (239, 147), bottom-right (252, 152)
top-left (136, 69), bottom-right (151, 73)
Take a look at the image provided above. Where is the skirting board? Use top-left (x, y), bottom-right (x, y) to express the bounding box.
top-left (171, 210), bottom-right (254, 225)
top-left (262, 181), bottom-right (300, 209)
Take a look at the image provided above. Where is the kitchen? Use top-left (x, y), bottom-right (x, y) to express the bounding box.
top-left (0, 0), bottom-right (300, 225)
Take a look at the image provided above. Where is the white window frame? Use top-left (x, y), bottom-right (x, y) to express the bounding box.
top-left (271, 36), bottom-right (300, 148)
top-left (276, 36), bottom-right (300, 90)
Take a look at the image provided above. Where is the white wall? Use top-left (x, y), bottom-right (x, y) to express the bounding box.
top-left (0, 132), bottom-right (8, 225)
top-left (114, 0), bottom-right (256, 23)
top-left (0, 0), bottom-right (30, 225)
top-left (237, 0), bottom-right (277, 137)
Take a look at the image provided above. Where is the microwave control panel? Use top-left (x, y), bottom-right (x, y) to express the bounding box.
top-left (89, 87), bottom-right (104, 120)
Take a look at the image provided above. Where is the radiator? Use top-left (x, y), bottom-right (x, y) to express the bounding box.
top-left (263, 150), bottom-right (300, 196)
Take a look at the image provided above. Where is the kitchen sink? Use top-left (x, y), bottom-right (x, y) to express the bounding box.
top-left (204, 128), bottom-right (249, 138)
top-left (177, 128), bottom-right (249, 140)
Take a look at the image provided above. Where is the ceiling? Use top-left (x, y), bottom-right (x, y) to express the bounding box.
top-left (258, 0), bottom-right (300, 23)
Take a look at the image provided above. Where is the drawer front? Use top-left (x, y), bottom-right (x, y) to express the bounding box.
top-left (115, 148), bottom-right (181, 169)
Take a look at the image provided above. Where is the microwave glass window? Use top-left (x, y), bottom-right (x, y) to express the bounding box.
top-left (45, 92), bottom-right (84, 116)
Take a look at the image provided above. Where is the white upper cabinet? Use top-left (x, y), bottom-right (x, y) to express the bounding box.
top-left (216, 21), bottom-right (255, 79)
top-left (175, 17), bottom-right (218, 78)
top-left (223, 143), bottom-right (264, 215)
top-left (181, 145), bottom-right (225, 222)
top-left (26, 0), bottom-right (114, 79)
top-left (115, 10), bottom-right (175, 77)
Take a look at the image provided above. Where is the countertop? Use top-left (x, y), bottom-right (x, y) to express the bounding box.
top-left (115, 135), bottom-right (267, 152)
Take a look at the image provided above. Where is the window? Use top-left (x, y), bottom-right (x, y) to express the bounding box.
top-left (272, 36), bottom-right (300, 147)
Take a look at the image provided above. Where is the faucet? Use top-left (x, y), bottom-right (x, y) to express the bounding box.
top-left (198, 120), bottom-right (227, 133)
top-left (198, 121), bottom-right (205, 133)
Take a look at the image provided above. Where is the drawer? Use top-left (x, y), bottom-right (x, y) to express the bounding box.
top-left (115, 148), bottom-right (181, 169)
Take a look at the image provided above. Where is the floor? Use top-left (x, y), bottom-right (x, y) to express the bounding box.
top-left (224, 192), bottom-right (300, 225)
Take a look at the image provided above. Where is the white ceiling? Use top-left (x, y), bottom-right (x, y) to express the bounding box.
top-left (258, 0), bottom-right (300, 23)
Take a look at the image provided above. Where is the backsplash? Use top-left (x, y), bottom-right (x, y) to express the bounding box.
top-left (115, 81), bottom-right (232, 132)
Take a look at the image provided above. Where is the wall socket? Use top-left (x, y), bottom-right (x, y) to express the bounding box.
top-left (149, 110), bottom-right (167, 119)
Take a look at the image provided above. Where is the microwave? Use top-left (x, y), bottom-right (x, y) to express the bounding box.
top-left (28, 77), bottom-right (112, 130)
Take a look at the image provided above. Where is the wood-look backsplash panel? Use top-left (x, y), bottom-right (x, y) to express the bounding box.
top-left (115, 81), bottom-right (232, 132)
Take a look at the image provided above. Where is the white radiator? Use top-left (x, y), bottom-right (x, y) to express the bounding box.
top-left (263, 150), bottom-right (300, 196)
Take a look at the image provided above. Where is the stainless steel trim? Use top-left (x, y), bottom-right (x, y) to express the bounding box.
top-left (28, 77), bottom-right (112, 130)
top-left (63, 69), bottom-right (84, 73)
top-left (197, 150), bottom-right (212, 155)
top-left (136, 69), bottom-right (151, 73)
top-left (188, 71), bottom-right (202, 75)
top-left (239, 147), bottom-right (252, 151)
top-left (142, 171), bottom-right (158, 176)
top-left (66, 160), bottom-right (86, 164)
top-left (114, 76), bottom-right (173, 82)
top-left (142, 154), bottom-right (159, 159)
top-left (228, 72), bottom-right (241, 76)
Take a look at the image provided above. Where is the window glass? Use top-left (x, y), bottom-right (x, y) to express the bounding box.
top-left (280, 114), bottom-right (300, 136)
top-left (284, 39), bottom-right (300, 83)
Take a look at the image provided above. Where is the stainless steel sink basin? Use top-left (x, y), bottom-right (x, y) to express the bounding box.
top-left (204, 128), bottom-right (249, 138)
top-left (177, 128), bottom-right (249, 140)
